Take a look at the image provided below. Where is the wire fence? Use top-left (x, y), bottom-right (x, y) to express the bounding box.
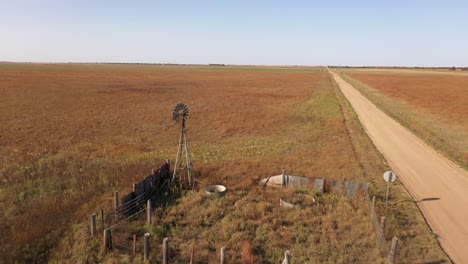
top-left (90, 168), bottom-right (399, 263)
top-left (116, 162), bottom-right (171, 218)
top-left (110, 208), bottom-right (147, 255)
top-left (366, 192), bottom-right (388, 254)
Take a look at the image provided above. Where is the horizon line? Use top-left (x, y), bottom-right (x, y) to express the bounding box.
top-left (1, 61), bottom-right (467, 69)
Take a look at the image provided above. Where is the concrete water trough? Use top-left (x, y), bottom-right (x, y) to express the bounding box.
top-left (260, 174), bottom-right (312, 189)
top-left (204, 185), bottom-right (227, 197)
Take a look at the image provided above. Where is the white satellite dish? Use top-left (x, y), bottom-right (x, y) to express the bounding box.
top-left (383, 171), bottom-right (397, 183)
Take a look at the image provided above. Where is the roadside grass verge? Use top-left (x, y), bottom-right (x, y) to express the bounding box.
top-left (339, 73), bottom-right (467, 170)
top-left (330, 73), bottom-right (450, 263)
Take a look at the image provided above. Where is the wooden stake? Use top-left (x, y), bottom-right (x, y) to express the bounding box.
top-left (388, 237), bottom-right (399, 264)
top-left (220, 247), bottom-right (226, 264)
top-left (114, 191), bottom-right (119, 219)
top-left (162, 237), bottom-right (169, 264)
top-left (133, 234), bottom-right (137, 257)
top-left (103, 229), bottom-right (107, 253)
top-left (114, 191), bottom-right (119, 209)
top-left (147, 199), bottom-right (152, 224)
top-left (133, 182), bottom-right (138, 194)
top-left (90, 214), bottom-right (96, 237)
top-left (103, 229), bottom-right (112, 253)
top-left (101, 209), bottom-right (104, 230)
top-left (282, 250), bottom-right (291, 264)
top-left (372, 196), bottom-right (376, 207)
top-left (282, 169), bottom-right (286, 186)
top-left (380, 216), bottom-right (386, 234)
top-left (190, 242), bottom-right (194, 264)
top-left (144, 233), bottom-right (150, 261)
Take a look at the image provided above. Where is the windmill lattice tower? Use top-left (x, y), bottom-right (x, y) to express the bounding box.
top-left (172, 103), bottom-right (194, 189)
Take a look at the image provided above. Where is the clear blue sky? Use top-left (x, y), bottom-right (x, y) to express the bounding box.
top-left (1, 0), bottom-right (467, 66)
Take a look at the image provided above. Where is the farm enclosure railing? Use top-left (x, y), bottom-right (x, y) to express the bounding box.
top-left (117, 161), bottom-right (171, 217)
top-left (88, 168), bottom-right (399, 263)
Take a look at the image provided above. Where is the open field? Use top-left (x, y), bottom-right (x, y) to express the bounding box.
top-left (338, 69), bottom-right (468, 169)
top-left (337, 67), bottom-right (468, 76)
top-left (0, 64), bottom-right (448, 263)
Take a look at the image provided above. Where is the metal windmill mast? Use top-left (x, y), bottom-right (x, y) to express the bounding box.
top-left (172, 103), bottom-right (194, 188)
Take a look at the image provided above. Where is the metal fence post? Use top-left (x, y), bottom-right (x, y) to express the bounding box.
top-left (162, 237), bottom-right (169, 264)
top-left (90, 214), bottom-right (96, 237)
top-left (144, 233), bottom-right (150, 261)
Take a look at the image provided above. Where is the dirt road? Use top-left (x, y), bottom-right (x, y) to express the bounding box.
top-left (330, 71), bottom-right (468, 263)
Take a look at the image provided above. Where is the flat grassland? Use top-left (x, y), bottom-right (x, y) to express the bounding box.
top-left (340, 70), bottom-right (468, 169)
top-left (0, 64), bottom-right (448, 263)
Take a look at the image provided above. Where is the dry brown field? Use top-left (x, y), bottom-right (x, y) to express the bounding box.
top-left (342, 71), bottom-right (468, 168)
top-left (0, 64), bottom-right (448, 263)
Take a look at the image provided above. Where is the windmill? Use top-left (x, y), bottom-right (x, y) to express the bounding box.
top-left (172, 103), bottom-right (195, 189)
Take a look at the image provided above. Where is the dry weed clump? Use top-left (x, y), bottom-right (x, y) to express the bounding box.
top-left (139, 187), bottom-right (382, 263)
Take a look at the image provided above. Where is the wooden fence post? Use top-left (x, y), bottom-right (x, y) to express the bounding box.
top-left (101, 209), bottom-right (104, 230)
top-left (220, 247), bottom-right (226, 264)
top-left (114, 191), bottom-right (119, 209)
top-left (103, 229), bottom-right (112, 253)
top-left (114, 191), bottom-right (119, 219)
top-left (133, 234), bottom-right (137, 257)
top-left (133, 182), bottom-right (138, 194)
top-left (190, 242), bottom-right (194, 264)
top-left (162, 237), bottom-right (169, 264)
top-left (147, 199), bottom-right (152, 224)
top-left (388, 237), bottom-right (398, 264)
top-left (144, 233), bottom-right (150, 261)
top-left (282, 250), bottom-right (291, 264)
top-left (380, 216), bottom-right (386, 234)
top-left (90, 214), bottom-right (96, 237)
top-left (282, 169), bottom-right (286, 186)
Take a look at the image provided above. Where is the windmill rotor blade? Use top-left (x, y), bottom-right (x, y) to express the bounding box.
top-left (173, 103), bottom-right (189, 124)
top-left (173, 111), bottom-right (180, 121)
